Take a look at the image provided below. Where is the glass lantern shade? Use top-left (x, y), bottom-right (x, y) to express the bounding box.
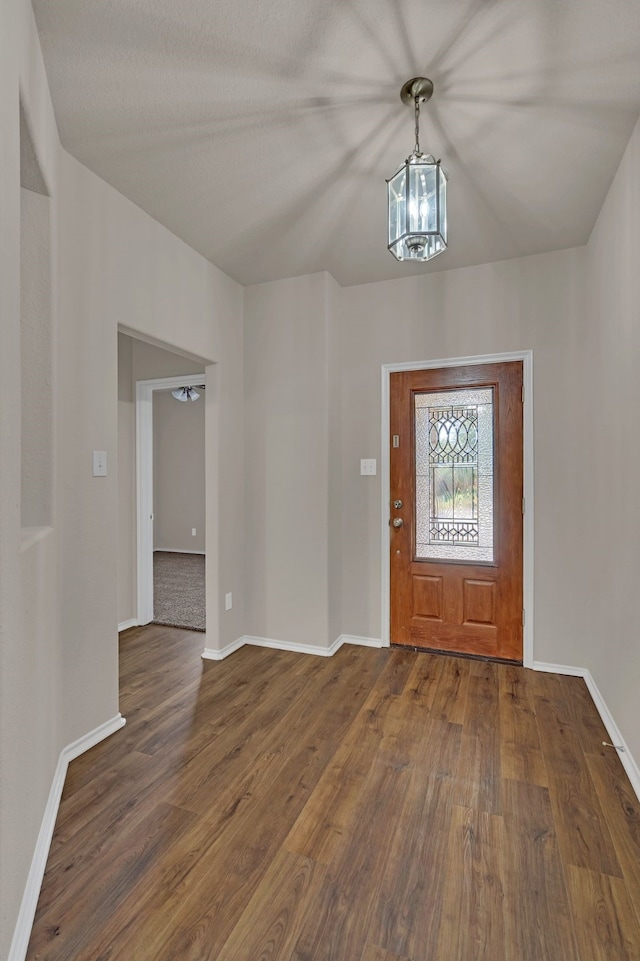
top-left (387, 154), bottom-right (447, 262)
top-left (171, 386), bottom-right (201, 402)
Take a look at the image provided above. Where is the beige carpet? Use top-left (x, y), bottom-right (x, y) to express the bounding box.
top-left (153, 551), bottom-right (205, 632)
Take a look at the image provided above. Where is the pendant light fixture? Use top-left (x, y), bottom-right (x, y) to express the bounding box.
top-left (171, 385), bottom-right (205, 402)
top-left (387, 77), bottom-right (447, 262)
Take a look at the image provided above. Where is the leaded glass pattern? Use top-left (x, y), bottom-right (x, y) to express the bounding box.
top-left (415, 388), bottom-right (494, 562)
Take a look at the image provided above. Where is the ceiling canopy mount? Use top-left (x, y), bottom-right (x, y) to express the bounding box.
top-left (399, 77), bottom-right (434, 106)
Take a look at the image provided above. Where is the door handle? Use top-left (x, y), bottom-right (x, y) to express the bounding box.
top-left (392, 517), bottom-right (403, 528)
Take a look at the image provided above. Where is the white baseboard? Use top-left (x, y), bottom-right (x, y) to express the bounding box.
top-left (533, 661), bottom-right (640, 802)
top-left (202, 634), bottom-right (385, 662)
top-left (63, 714), bottom-right (126, 762)
top-left (203, 634), bottom-right (345, 661)
top-left (339, 634), bottom-right (384, 649)
top-left (244, 634), bottom-right (343, 657)
top-left (582, 670), bottom-right (640, 802)
top-left (154, 549), bottom-right (205, 555)
top-left (118, 618), bottom-right (139, 632)
top-left (202, 636), bottom-right (246, 661)
top-left (533, 660), bottom-right (585, 677)
top-left (8, 714), bottom-right (126, 961)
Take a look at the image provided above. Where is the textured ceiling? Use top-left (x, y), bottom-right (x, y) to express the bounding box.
top-left (33, 0), bottom-right (640, 287)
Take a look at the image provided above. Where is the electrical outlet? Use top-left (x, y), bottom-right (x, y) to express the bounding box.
top-left (225, 592), bottom-right (232, 611)
top-left (360, 458), bottom-right (377, 476)
top-left (192, 528), bottom-right (197, 536)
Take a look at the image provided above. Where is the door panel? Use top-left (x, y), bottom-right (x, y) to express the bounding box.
top-left (412, 575), bottom-right (443, 620)
top-left (464, 578), bottom-right (496, 625)
top-left (390, 362), bottom-right (523, 662)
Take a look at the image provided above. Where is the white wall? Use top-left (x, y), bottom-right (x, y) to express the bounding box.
top-left (129, 336), bottom-right (207, 381)
top-left (20, 186), bottom-right (52, 528)
top-left (1, 2), bottom-right (61, 953)
top-left (1, 2), bottom-right (244, 954)
top-left (153, 389), bottom-right (206, 553)
top-left (582, 115), bottom-right (640, 766)
top-left (57, 144), bottom-right (244, 720)
top-left (337, 249), bottom-right (588, 650)
top-left (326, 273), bottom-right (343, 645)
top-left (244, 273), bottom-right (332, 648)
top-left (244, 249), bottom-right (587, 654)
top-left (56, 146), bottom-right (244, 678)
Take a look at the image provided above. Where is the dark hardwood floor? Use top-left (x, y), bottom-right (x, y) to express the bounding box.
top-left (26, 625), bottom-right (640, 961)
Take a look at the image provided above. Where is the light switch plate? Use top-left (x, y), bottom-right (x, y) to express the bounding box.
top-left (360, 458), bottom-right (377, 476)
top-left (92, 451), bottom-right (107, 476)
top-left (225, 592), bottom-right (233, 611)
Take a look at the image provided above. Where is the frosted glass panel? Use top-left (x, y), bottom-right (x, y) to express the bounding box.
top-left (415, 388), bottom-right (494, 562)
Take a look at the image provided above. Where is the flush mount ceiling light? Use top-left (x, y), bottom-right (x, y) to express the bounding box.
top-left (171, 385), bottom-right (205, 402)
top-left (387, 77), bottom-right (447, 263)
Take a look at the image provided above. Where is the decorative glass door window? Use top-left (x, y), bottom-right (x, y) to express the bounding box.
top-left (415, 387), bottom-right (494, 562)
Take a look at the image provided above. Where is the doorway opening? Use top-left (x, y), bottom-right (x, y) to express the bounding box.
top-left (136, 375), bottom-right (207, 631)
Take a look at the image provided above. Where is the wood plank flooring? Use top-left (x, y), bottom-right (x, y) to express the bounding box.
top-left (26, 625), bottom-right (640, 961)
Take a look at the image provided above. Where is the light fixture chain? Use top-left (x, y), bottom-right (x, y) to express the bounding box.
top-left (414, 95), bottom-right (421, 155)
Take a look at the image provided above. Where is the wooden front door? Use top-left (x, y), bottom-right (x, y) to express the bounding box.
top-left (390, 362), bottom-right (523, 662)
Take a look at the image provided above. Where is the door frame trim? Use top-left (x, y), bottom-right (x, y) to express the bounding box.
top-left (380, 350), bottom-right (534, 666)
top-left (135, 374), bottom-right (207, 625)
